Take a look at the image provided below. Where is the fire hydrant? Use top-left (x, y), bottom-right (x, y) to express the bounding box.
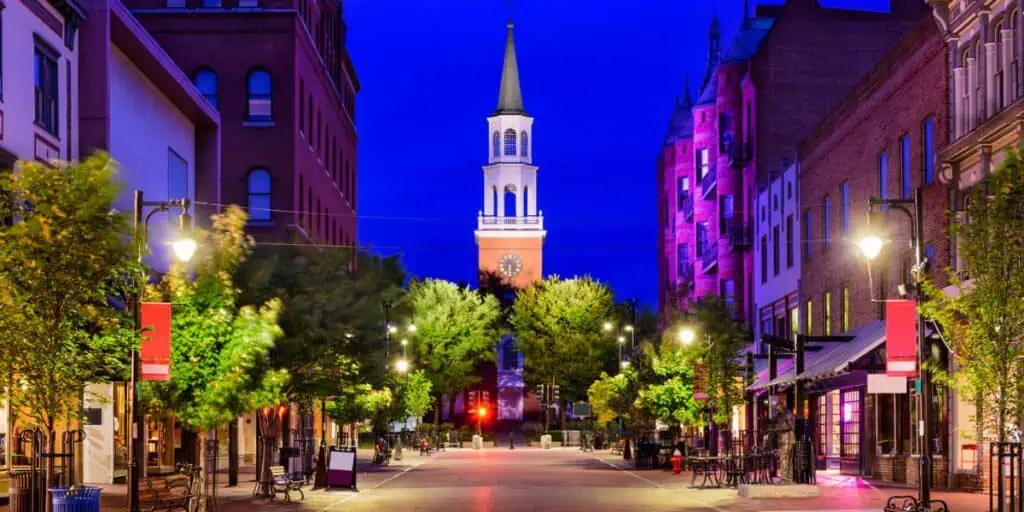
top-left (671, 449), bottom-right (682, 475)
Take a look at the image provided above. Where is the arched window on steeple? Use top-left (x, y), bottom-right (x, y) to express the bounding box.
top-left (492, 185), bottom-right (499, 215)
top-left (492, 131), bottom-right (500, 157)
top-left (504, 184), bottom-right (517, 217)
top-left (521, 131), bottom-right (529, 157)
top-left (523, 186), bottom-right (530, 216)
top-left (503, 129), bottom-right (517, 156)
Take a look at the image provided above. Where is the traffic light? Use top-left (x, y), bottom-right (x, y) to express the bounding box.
top-left (552, 384), bottom-right (560, 403)
top-left (477, 407), bottom-right (487, 417)
top-left (467, 391), bottom-right (477, 411)
top-left (481, 390), bottom-right (490, 407)
top-left (536, 384), bottom-right (546, 406)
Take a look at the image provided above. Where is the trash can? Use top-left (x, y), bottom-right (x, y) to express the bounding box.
top-left (50, 486), bottom-right (101, 512)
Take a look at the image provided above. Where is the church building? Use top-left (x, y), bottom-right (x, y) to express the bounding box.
top-left (475, 19), bottom-right (545, 423)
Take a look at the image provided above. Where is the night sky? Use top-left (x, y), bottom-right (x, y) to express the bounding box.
top-left (349, 0), bottom-right (888, 307)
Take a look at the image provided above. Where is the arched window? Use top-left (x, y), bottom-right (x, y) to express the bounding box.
top-left (504, 184), bottom-right (517, 217)
top-left (193, 68), bottom-right (218, 109)
top-left (523, 186), bottom-right (530, 216)
top-left (492, 185), bottom-right (499, 215)
top-left (492, 131), bottom-right (500, 157)
top-left (503, 129), bottom-right (517, 156)
top-left (521, 131), bottom-right (529, 157)
top-left (247, 169), bottom-right (271, 221)
top-left (246, 68), bottom-right (272, 121)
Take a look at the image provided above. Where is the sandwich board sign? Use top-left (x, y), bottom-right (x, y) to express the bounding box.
top-left (326, 447), bottom-right (357, 490)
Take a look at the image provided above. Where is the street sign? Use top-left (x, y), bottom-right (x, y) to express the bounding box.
top-left (572, 402), bottom-right (591, 418)
top-left (326, 447), bottom-right (357, 490)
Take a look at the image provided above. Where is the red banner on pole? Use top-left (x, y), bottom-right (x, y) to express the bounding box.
top-left (886, 300), bottom-right (917, 377)
top-left (140, 302), bottom-right (172, 381)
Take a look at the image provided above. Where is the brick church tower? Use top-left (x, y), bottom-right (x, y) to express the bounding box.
top-left (475, 20), bottom-right (544, 422)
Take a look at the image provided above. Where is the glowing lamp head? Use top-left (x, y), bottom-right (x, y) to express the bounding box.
top-left (617, 335), bottom-right (626, 344)
top-left (478, 407), bottom-right (487, 417)
top-left (408, 323), bottom-right (417, 333)
top-left (624, 325), bottom-right (634, 333)
top-left (858, 236), bottom-right (885, 261)
top-left (679, 327), bottom-right (696, 346)
top-left (400, 338), bottom-right (408, 347)
top-left (396, 359), bottom-right (409, 373)
top-left (387, 325), bottom-right (398, 335)
top-left (171, 237), bottom-right (197, 262)
top-left (620, 361), bottom-right (631, 369)
top-left (603, 321), bottom-right (613, 332)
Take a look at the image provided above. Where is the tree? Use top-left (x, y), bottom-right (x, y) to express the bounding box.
top-left (325, 384), bottom-right (393, 427)
top-left (636, 343), bottom-right (702, 428)
top-left (588, 371), bottom-right (636, 429)
top-left (511, 276), bottom-right (615, 429)
top-left (141, 206), bottom-right (288, 435)
top-left (684, 297), bottom-right (748, 426)
top-left (406, 279), bottom-right (501, 423)
top-left (238, 247), bottom-right (407, 401)
top-left (397, 370), bottom-right (433, 421)
top-left (921, 148), bottom-right (1024, 444)
top-left (0, 153), bottom-right (136, 451)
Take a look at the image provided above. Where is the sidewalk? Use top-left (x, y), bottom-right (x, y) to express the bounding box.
top-left (0, 450), bottom-right (441, 512)
top-left (589, 449), bottom-right (991, 511)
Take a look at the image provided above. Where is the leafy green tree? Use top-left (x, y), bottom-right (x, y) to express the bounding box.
top-left (921, 148), bottom-right (1024, 444)
top-left (684, 297), bottom-right (748, 426)
top-left (325, 385), bottom-right (393, 426)
top-left (0, 153), bottom-right (136, 443)
top-left (511, 276), bottom-right (615, 429)
top-left (588, 371), bottom-right (637, 429)
top-left (636, 343), bottom-right (701, 428)
top-left (406, 279), bottom-right (501, 423)
top-left (398, 370), bottom-right (434, 421)
top-left (238, 247), bottom-right (406, 401)
top-left (141, 206), bottom-right (288, 433)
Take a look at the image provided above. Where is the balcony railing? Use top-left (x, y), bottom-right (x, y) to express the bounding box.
top-left (682, 195), bottom-right (694, 220)
top-left (701, 239), bottom-right (718, 273)
top-left (724, 218), bottom-right (750, 251)
top-left (701, 164), bottom-right (717, 199)
top-left (477, 214), bottom-right (545, 231)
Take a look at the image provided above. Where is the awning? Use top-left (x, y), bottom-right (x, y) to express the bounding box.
top-left (746, 320), bottom-right (887, 391)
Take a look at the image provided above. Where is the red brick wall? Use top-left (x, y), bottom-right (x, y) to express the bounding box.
top-left (799, 17), bottom-right (949, 335)
top-left (751, 0), bottom-right (927, 183)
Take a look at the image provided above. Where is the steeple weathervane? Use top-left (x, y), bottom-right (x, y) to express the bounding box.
top-left (496, 19), bottom-right (525, 115)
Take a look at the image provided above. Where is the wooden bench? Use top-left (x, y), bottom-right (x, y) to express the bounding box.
top-left (270, 465), bottom-right (305, 502)
top-left (139, 473), bottom-right (195, 512)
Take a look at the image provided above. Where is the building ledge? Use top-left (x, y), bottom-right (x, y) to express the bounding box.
top-left (242, 120), bottom-right (275, 128)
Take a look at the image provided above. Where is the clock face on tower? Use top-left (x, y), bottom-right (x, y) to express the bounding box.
top-left (498, 253), bottom-right (523, 278)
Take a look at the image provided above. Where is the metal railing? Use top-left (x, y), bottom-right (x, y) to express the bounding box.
top-left (701, 239), bottom-right (718, 271)
top-left (725, 218), bottom-right (750, 250)
top-left (700, 164), bottom-right (717, 198)
top-left (477, 214), bottom-right (544, 231)
top-left (681, 195), bottom-right (694, 219)
top-left (991, 442), bottom-right (1023, 512)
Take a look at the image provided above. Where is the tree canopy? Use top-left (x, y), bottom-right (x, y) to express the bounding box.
top-left (0, 153), bottom-right (136, 433)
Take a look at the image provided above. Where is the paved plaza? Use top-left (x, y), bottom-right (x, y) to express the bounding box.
top-left (1, 447), bottom-right (992, 511)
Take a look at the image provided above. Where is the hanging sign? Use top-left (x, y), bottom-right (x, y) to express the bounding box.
top-left (694, 363), bottom-right (709, 401)
top-left (140, 302), bottom-right (172, 381)
top-left (326, 447), bottom-right (358, 490)
top-left (886, 300), bottom-right (917, 377)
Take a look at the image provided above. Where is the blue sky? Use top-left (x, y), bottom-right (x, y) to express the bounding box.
top-left (349, 0), bottom-right (888, 306)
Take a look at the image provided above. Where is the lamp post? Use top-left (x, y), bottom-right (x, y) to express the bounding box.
top-left (859, 187), bottom-right (931, 505)
top-left (129, 191), bottom-right (195, 512)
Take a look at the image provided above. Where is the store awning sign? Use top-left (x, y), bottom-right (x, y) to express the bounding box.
top-left (140, 302), bottom-right (172, 381)
top-left (886, 300), bottom-right (917, 377)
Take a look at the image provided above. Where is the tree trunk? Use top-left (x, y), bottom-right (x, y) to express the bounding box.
top-left (45, 426), bottom-right (55, 512)
top-left (228, 419), bottom-right (239, 486)
top-left (434, 398), bottom-right (441, 425)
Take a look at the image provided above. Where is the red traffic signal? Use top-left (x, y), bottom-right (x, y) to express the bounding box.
top-left (477, 407), bottom-right (487, 417)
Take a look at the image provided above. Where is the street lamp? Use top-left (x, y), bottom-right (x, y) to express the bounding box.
top-left (859, 188), bottom-right (932, 505)
top-left (129, 190), bottom-right (194, 512)
top-left (678, 327), bottom-right (696, 346)
top-left (396, 358), bottom-right (409, 373)
top-left (603, 321), bottom-right (613, 332)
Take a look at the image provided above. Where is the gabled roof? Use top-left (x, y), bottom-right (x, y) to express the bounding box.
top-left (495, 20), bottom-right (525, 115)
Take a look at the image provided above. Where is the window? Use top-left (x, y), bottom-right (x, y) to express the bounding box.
top-left (247, 169), bottom-right (272, 221)
top-left (167, 149), bottom-right (188, 200)
top-left (719, 195), bottom-right (734, 235)
top-left (879, 268), bottom-right (888, 321)
top-left (521, 131), bottom-right (529, 157)
top-left (492, 131), bottom-right (500, 157)
top-left (34, 41), bottom-right (59, 135)
top-left (676, 242), bottom-right (689, 278)
top-left (840, 181), bottom-right (850, 234)
top-left (721, 279), bottom-right (736, 318)
top-left (677, 177), bottom-right (690, 210)
top-left (307, 96), bottom-right (313, 137)
top-left (817, 396), bottom-right (827, 456)
top-left (923, 116), bottom-right (935, 185)
top-left (805, 299), bottom-right (813, 335)
top-left (316, 110), bottom-right (321, 155)
top-left (841, 390), bottom-right (861, 458)
top-left (697, 221), bottom-right (709, 257)
top-left (785, 214), bottom-right (794, 268)
top-left (503, 129), bottom-right (517, 155)
top-left (719, 111), bottom-right (733, 152)
top-left (900, 134), bottom-right (911, 199)
top-left (760, 235), bottom-right (768, 283)
top-left (822, 195), bottom-right (831, 250)
top-left (803, 209), bottom-right (812, 261)
top-left (787, 181), bottom-right (793, 200)
top-left (246, 69), bottom-right (272, 121)
top-left (823, 291), bottom-right (832, 336)
top-left (925, 242), bottom-right (936, 272)
top-left (790, 307), bottom-right (799, 341)
top-left (193, 68), bottom-right (217, 109)
top-left (299, 79), bottom-right (304, 133)
top-left (201, 0), bottom-right (220, 7)
top-left (772, 225), bottom-right (780, 276)
top-left (879, 152), bottom-right (889, 203)
top-left (842, 283), bottom-right (850, 332)
top-left (697, 148), bottom-right (709, 179)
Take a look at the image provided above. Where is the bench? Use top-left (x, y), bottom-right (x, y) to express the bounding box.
top-left (139, 472), bottom-right (195, 512)
top-left (270, 465), bottom-right (305, 502)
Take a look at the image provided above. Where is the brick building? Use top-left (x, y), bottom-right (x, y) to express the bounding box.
top-left (795, 14), bottom-right (949, 482)
top-left (123, 0), bottom-right (359, 244)
top-left (658, 0), bottom-right (927, 327)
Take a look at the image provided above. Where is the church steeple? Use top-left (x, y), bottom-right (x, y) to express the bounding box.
top-left (702, 13), bottom-right (721, 90)
top-left (496, 20), bottom-right (525, 115)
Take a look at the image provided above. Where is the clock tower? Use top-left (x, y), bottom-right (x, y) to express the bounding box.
top-left (476, 20), bottom-right (545, 290)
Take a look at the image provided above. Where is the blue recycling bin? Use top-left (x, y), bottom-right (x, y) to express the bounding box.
top-left (50, 486), bottom-right (101, 512)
